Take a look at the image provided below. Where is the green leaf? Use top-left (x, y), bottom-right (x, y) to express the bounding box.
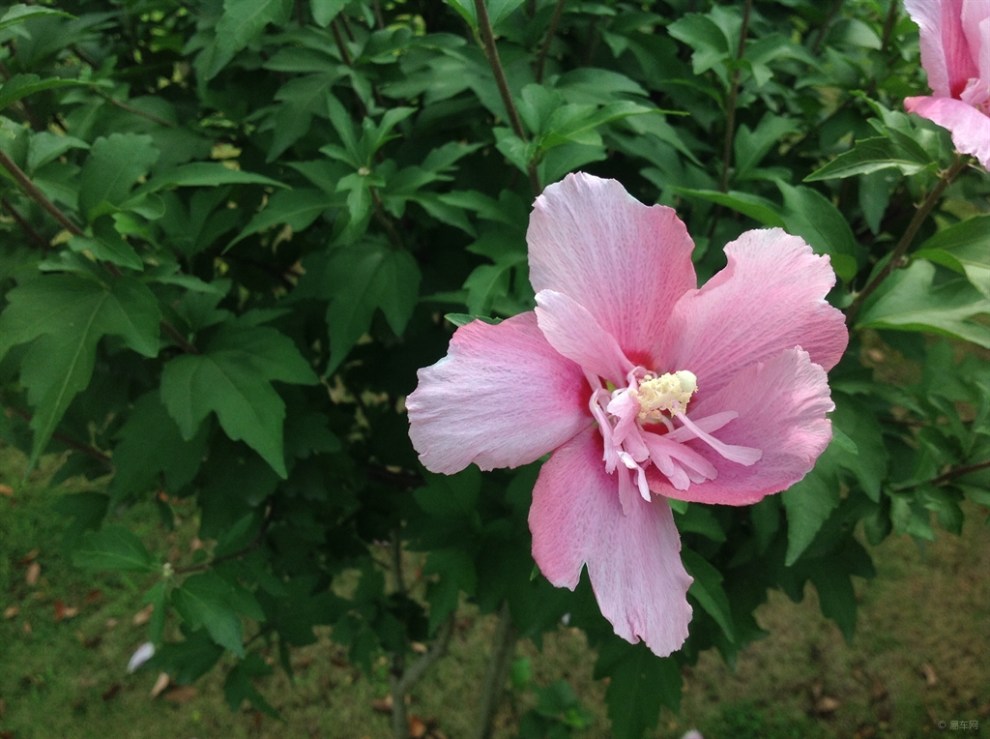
top-left (110, 391), bottom-right (208, 504)
top-left (325, 242), bottom-right (421, 372)
top-left (414, 468), bottom-right (481, 519)
top-left (914, 215), bottom-right (990, 298)
top-left (831, 395), bottom-right (888, 502)
top-left (804, 137), bottom-right (932, 181)
top-left (423, 548), bottom-right (476, 632)
top-left (776, 181), bottom-right (860, 281)
top-left (172, 572), bottom-right (248, 656)
top-left (0, 274), bottom-right (161, 463)
top-left (734, 114), bottom-right (799, 180)
top-left (668, 13), bottom-right (732, 77)
top-left (681, 549), bottom-right (735, 643)
top-left (310, 0), bottom-right (347, 26)
top-left (160, 323), bottom-right (317, 477)
top-left (142, 162), bottom-right (287, 192)
top-left (675, 187), bottom-right (785, 227)
top-left (781, 457), bottom-right (840, 566)
top-left (79, 134), bottom-right (160, 220)
top-left (68, 219), bottom-right (143, 271)
top-left (0, 74), bottom-right (87, 112)
top-left (857, 260), bottom-right (990, 348)
top-left (225, 188), bottom-right (330, 250)
top-left (224, 652), bottom-right (279, 717)
top-left (595, 640), bottom-right (680, 738)
top-left (73, 525), bottom-right (156, 572)
top-left (201, 0), bottom-right (293, 79)
top-left (0, 4), bottom-right (74, 31)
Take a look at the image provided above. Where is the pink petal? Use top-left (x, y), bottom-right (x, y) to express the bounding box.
top-left (407, 312), bottom-right (589, 474)
top-left (527, 173), bottom-right (697, 366)
top-left (535, 289), bottom-right (633, 385)
top-left (905, 95), bottom-right (990, 170)
top-left (660, 228), bottom-right (847, 396)
top-left (649, 348), bottom-right (834, 506)
top-left (530, 427), bottom-right (693, 657)
top-left (905, 0), bottom-right (979, 98)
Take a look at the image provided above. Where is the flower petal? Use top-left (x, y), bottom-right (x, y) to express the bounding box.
top-left (535, 289), bottom-right (633, 385)
top-left (530, 427), bottom-right (693, 657)
top-left (407, 312), bottom-right (589, 474)
top-left (527, 172), bottom-right (697, 366)
top-left (905, 0), bottom-right (979, 98)
top-left (905, 95), bottom-right (990, 170)
top-left (661, 228), bottom-right (847, 395)
top-left (649, 348), bottom-right (834, 506)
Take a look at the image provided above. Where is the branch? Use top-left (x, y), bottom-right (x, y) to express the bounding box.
top-left (892, 459), bottom-right (990, 492)
top-left (173, 505), bottom-right (274, 575)
top-left (2, 197), bottom-right (51, 250)
top-left (717, 0), bottom-right (752, 194)
top-left (473, 0), bottom-right (541, 195)
top-left (534, 0), bottom-right (565, 83)
top-left (0, 149), bottom-right (83, 236)
top-left (5, 406), bottom-right (113, 468)
top-left (846, 155), bottom-right (968, 324)
top-left (474, 601), bottom-right (516, 739)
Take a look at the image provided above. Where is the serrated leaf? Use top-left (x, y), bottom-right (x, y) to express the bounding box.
top-left (0, 274), bottom-right (161, 463)
top-left (675, 187), bottom-right (785, 227)
top-left (224, 652), bottom-right (279, 717)
top-left (73, 525), bottom-right (156, 572)
top-left (781, 459), bottom-right (840, 566)
top-left (777, 181), bottom-right (860, 281)
top-left (681, 549), bottom-right (735, 643)
top-left (225, 188), bottom-right (330, 250)
top-left (141, 162), bottom-right (287, 192)
top-left (595, 640), bottom-right (680, 738)
top-left (160, 324), bottom-right (317, 477)
top-left (172, 572), bottom-right (246, 656)
top-left (79, 134), bottom-right (160, 220)
top-left (914, 215), bottom-right (990, 298)
top-left (804, 137), bottom-right (931, 181)
top-left (0, 74), bottom-right (87, 112)
top-left (310, 0), bottom-right (347, 26)
top-left (201, 0), bottom-right (293, 79)
top-left (857, 260), bottom-right (990, 348)
top-left (110, 391), bottom-right (208, 504)
top-left (0, 4), bottom-right (74, 31)
top-left (414, 467), bottom-right (481, 519)
top-left (326, 242), bottom-right (420, 372)
top-left (831, 395), bottom-right (887, 502)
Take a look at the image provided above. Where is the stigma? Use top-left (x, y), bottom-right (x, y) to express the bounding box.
top-left (635, 370), bottom-right (698, 420)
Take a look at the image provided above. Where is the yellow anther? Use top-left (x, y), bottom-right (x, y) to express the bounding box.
top-left (636, 370), bottom-right (697, 419)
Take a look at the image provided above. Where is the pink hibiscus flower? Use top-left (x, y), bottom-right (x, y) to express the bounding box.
top-left (407, 173), bottom-right (848, 657)
top-left (904, 0), bottom-right (990, 170)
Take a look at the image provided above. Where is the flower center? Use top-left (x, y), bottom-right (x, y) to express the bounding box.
top-left (635, 370), bottom-right (697, 420)
top-left (588, 366), bottom-right (762, 505)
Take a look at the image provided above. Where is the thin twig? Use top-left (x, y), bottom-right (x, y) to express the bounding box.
top-left (717, 0), bottom-right (752, 195)
top-left (5, 406), bottom-right (113, 467)
top-left (0, 149), bottom-right (83, 236)
top-left (894, 459), bottom-right (990, 491)
top-left (846, 156), bottom-right (968, 323)
top-left (2, 197), bottom-right (51, 250)
top-left (95, 90), bottom-right (177, 128)
top-left (474, 601), bottom-right (516, 739)
top-left (173, 505), bottom-right (274, 574)
top-left (534, 0), bottom-right (565, 83)
top-left (473, 0), bottom-right (541, 194)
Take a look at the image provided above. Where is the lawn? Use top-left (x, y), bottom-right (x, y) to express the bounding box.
top-left (1, 444), bottom-right (987, 738)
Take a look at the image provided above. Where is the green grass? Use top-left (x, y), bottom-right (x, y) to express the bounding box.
top-left (2, 444), bottom-right (988, 738)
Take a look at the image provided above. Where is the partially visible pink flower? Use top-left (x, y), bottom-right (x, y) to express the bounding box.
top-left (407, 173), bottom-right (847, 657)
top-left (904, 0), bottom-right (990, 170)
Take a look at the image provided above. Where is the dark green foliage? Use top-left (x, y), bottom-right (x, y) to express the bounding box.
top-left (0, 1), bottom-right (987, 737)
